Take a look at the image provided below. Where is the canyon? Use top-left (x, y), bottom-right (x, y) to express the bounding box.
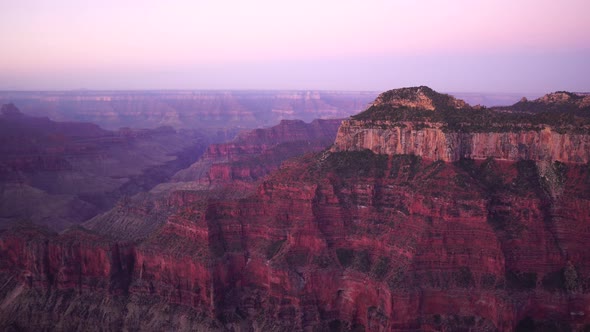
top-left (0, 90), bottom-right (540, 132)
top-left (0, 104), bottom-right (210, 231)
top-left (0, 91), bottom-right (377, 131)
top-left (1, 87), bottom-right (590, 331)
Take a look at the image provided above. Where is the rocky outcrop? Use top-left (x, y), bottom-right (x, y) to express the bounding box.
top-left (371, 86), bottom-right (468, 111)
top-left (172, 119), bottom-right (341, 186)
top-left (203, 119), bottom-right (342, 162)
top-left (333, 87), bottom-right (590, 163)
top-left (507, 91), bottom-right (590, 113)
top-left (332, 121), bottom-right (590, 163)
top-left (86, 119), bottom-right (342, 242)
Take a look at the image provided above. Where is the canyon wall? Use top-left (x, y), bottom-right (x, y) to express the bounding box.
top-left (3, 152), bottom-right (590, 331)
top-left (84, 118), bottom-right (341, 242)
top-left (2, 87), bottom-right (590, 331)
top-left (332, 120), bottom-right (590, 163)
top-left (171, 119), bottom-right (341, 187)
top-left (0, 104), bottom-right (210, 231)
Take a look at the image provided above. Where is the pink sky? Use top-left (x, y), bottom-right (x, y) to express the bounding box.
top-left (1, 0), bottom-right (589, 92)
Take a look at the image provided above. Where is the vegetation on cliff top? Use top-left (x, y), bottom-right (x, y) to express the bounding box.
top-left (352, 86), bottom-right (590, 133)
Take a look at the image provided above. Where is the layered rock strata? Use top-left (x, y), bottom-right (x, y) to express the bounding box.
top-left (1, 87), bottom-right (590, 331)
top-left (332, 121), bottom-right (590, 163)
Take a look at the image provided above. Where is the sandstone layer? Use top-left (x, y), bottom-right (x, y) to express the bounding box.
top-left (332, 121), bottom-right (590, 163)
top-left (2, 152), bottom-right (590, 331)
top-left (334, 86), bottom-right (590, 163)
top-left (1, 87), bottom-right (590, 331)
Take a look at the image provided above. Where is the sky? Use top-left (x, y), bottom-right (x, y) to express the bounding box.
top-left (0, 0), bottom-right (589, 92)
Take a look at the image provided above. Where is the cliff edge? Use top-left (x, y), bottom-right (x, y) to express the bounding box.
top-left (332, 86), bottom-right (590, 163)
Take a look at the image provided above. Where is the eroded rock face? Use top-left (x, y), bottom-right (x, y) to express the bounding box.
top-left (0, 104), bottom-right (210, 231)
top-left (334, 87), bottom-right (590, 163)
top-left (1, 87), bottom-right (590, 331)
top-left (211, 153), bottom-right (590, 331)
top-left (0, 224), bottom-right (219, 331)
top-left (537, 91), bottom-right (590, 107)
top-left (2, 153), bottom-right (590, 331)
top-left (332, 121), bottom-right (590, 163)
top-left (172, 119), bottom-right (342, 186)
top-left (83, 118), bottom-right (341, 246)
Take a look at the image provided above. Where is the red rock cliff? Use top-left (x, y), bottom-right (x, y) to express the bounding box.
top-left (332, 87), bottom-right (590, 163)
top-left (332, 121), bottom-right (590, 163)
top-left (1, 87), bottom-right (590, 331)
top-left (172, 119), bottom-right (341, 186)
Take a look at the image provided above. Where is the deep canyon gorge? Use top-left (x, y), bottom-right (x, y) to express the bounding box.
top-left (1, 87), bottom-right (590, 331)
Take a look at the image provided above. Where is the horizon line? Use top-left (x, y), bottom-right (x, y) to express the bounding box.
top-left (0, 88), bottom-right (563, 95)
